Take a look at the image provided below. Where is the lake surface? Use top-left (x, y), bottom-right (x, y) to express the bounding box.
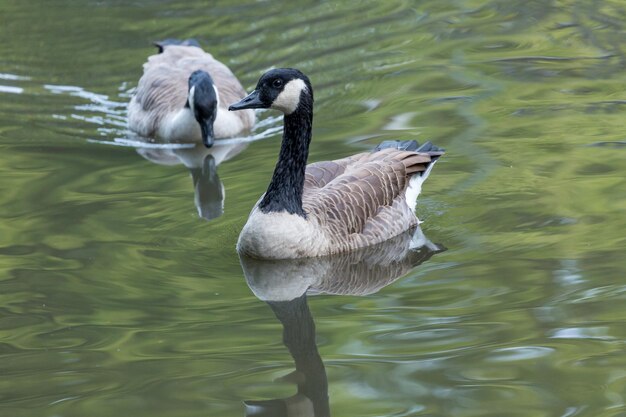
top-left (1, 1), bottom-right (625, 416)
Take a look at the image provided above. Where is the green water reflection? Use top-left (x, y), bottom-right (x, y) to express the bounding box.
top-left (1, 0), bottom-right (625, 416)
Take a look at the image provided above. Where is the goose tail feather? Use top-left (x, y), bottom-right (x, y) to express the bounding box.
top-left (372, 140), bottom-right (444, 213)
top-left (374, 139), bottom-right (444, 158)
top-left (153, 38), bottom-right (201, 53)
top-left (416, 140), bottom-right (445, 160)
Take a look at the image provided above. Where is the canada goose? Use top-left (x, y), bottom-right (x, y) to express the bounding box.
top-left (128, 39), bottom-right (255, 148)
top-left (241, 228), bottom-right (444, 417)
top-left (229, 68), bottom-right (444, 259)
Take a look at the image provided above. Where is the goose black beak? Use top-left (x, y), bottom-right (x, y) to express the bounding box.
top-left (229, 90), bottom-right (264, 111)
top-left (201, 120), bottom-right (214, 148)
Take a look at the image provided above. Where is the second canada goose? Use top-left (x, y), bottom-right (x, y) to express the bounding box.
top-left (229, 68), bottom-right (444, 259)
top-left (128, 39), bottom-right (255, 148)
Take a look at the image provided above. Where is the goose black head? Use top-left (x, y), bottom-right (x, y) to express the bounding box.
top-left (228, 68), bottom-right (313, 115)
top-left (187, 70), bottom-right (218, 148)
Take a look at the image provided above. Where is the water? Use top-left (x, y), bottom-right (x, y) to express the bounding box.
top-left (1, 0), bottom-right (625, 416)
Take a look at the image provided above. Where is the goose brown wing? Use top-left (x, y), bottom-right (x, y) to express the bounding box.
top-left (304, 159), bottom-right (350, 188)
top-left (303, 148), bottom-right (433, 235)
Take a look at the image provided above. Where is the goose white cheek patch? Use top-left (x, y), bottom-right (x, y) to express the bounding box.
top-left (272, 79), bottom-right (307, 114)
top-left (213, 84), bottom-right (220, 107)
top-left (188, 85), bottom-right (196, 112)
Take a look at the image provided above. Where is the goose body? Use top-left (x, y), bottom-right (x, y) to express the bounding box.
top-left (128, 39), bottom-right (255, 147)
top-left (229, 68), bottom-right (444, 259)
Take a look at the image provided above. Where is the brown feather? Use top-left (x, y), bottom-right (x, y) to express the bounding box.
top-left (299, 148), bottom-right (436, 253)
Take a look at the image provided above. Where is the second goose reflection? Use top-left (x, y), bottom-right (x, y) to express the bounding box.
top-left (136, 142), bottom-right (247, 220)
top-left (240, 228), bottom-right (445, 417)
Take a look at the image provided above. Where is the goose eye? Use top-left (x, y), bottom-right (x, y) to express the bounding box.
top-left (272, 79), bottom-right (283, 88)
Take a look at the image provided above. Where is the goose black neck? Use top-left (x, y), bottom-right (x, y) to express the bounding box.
top-left (259, 94), bottom-right (313, 217)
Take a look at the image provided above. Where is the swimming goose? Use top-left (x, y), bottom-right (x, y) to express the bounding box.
top-left (229, 68), bottom-right (444, 259)
top-left (128, 39), bottom-right (255, 147)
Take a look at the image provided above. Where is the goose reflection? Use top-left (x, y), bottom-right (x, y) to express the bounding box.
top-left (240, 228), bottom-right (445, 417)
top-left (136, 142), bottom-right (247, 220)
